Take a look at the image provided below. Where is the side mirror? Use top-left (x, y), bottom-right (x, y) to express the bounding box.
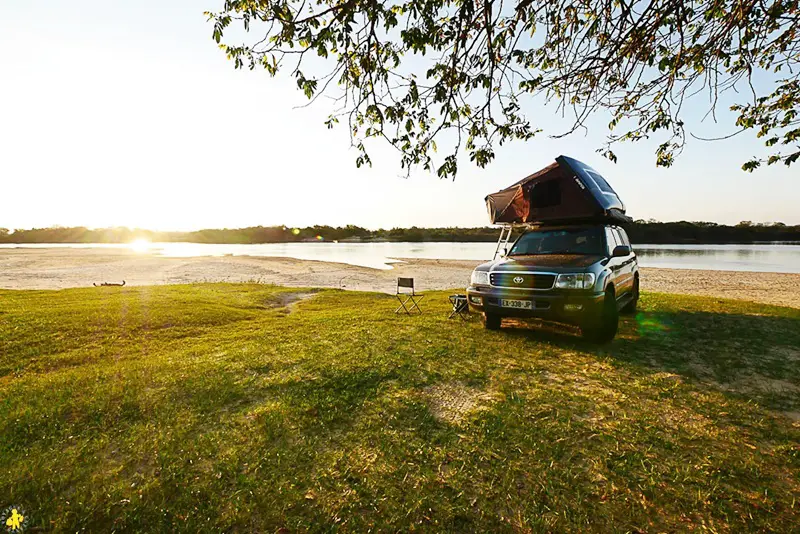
top-left (612, 245), bottom-right (631, 257)
top-left (502, 247), bottom-right (508, 257)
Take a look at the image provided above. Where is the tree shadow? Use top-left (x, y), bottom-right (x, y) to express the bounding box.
top-left (497, 310), bottom-right (800, 417)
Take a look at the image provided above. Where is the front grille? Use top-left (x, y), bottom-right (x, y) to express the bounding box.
top-left (490, 272), bottom-right (556, 290)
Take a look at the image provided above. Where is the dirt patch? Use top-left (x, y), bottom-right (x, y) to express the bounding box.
top-left (722, 373), bottom-right (800, 396)
top-left (686, 362), bottom-right (715, 379)
top-left (424, 382), bottom-right (500, 424)
top-left (276, 291), bottom-right (318, 310)
top-left (768, 346), bottom-right (800, 362)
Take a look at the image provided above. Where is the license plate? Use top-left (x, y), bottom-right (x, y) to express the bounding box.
top-left (500, 299), bottom-right (533, 310)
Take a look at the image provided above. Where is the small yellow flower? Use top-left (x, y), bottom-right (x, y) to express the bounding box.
top-left (6, 508), bottom-right (24, 531)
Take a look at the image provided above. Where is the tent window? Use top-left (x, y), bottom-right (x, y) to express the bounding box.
top-left (529, 179), bottom-right (561, 209)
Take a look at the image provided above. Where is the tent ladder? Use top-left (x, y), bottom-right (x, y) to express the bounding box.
top-left (493, 226), bottom-right (514, 260)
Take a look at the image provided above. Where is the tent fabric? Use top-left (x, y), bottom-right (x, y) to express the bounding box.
top-left (485, 155), bottom-right (631, 225)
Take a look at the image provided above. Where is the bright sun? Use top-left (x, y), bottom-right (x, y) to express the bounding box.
top-left (129, 238), bottom-right (151, 253)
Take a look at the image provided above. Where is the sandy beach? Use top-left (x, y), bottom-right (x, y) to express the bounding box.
top-left (1, 247), bottom-right (798, 308)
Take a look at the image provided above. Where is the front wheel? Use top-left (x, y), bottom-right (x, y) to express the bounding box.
top-left (483, 313), bottom-right (501, 330)
top-left (582, 288), bottom-right (619, 343)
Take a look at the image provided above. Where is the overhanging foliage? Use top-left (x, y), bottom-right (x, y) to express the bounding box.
top-left (207, 0), bottom-right (799, 178)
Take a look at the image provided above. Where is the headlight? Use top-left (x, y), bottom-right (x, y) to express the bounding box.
top-left (471, 270), bottom-right (490, 286)
top-left (555, 273), bottom-right (595, 289)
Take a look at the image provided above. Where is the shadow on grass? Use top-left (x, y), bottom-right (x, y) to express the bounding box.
top-left (498, 309), bottom-right (800, 416)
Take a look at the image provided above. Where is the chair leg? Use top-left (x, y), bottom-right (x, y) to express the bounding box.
top-left (395, 295), bottom-right (412, 314)
top-left (395, 294), bottom-right (424, 314)
top-left (449, 302), bottom-right (469, 320)
top-left (407, 294), bottom-right (424, 314)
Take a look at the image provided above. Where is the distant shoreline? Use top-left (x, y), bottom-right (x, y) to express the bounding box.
top-left (2, 221), bottom-right (799, 245)
top-left (2, 239), bottom-right (800, 246)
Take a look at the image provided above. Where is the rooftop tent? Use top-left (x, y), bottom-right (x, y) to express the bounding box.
top-left (485, 155), bottom-right (631, 225)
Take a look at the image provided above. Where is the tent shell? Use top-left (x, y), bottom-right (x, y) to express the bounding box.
top-left (485, 155), bottom-right (631, 227)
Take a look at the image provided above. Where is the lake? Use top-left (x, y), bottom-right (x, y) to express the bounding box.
top-left (3, 242), bottom-right (800, 273)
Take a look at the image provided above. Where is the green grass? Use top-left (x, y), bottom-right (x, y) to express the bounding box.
top-left (1, 284), bottom-right (799, 532)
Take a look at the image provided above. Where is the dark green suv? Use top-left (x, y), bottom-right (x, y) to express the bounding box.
top-left (466, 224), bottom-right (639, 342)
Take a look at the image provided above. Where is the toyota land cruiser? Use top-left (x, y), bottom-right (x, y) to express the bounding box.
top-left (467, 224), bottom-right (639, 342)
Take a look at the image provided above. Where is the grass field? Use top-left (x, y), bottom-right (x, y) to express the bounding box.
top-left (1, 284), bottom-right (799, 532)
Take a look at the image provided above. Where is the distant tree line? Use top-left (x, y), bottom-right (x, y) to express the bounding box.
top-left (0, 221), bottom-right (798, 245)
top-left (624, 221), bottom-right (800, 245)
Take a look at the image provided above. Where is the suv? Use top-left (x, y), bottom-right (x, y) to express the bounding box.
top-left (467, 224), bottom-right (638, 342)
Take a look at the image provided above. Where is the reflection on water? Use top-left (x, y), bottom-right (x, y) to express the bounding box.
top-left (2, 242), bottom-right (799, 273)
top-left (634, 244), bottom-right (800, 273)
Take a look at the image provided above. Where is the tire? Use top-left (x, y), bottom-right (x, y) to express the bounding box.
top-left (621, 277), bottom-right (639, 315)
top-left (582, 288), bottom-right (619, 343)
top-left (484, 313), bottom-right (502, 330)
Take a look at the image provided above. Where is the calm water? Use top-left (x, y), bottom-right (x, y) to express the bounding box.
top-left (3, 241), bottom-right (800, 273)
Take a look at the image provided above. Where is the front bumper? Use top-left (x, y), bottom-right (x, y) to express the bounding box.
top-left (466, 285), bottom-right (605, 325)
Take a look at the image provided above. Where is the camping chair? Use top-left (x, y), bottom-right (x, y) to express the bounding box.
top-left (448, 294), bottom-right (470, 320)
top-left (395, 277), bottom-right (424, 314)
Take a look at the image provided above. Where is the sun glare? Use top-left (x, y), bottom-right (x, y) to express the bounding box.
top-left (129, 239), bottom-right (151, 253)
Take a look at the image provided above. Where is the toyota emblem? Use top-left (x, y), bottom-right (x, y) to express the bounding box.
top-left (513, 276), bottom-right (524, 284)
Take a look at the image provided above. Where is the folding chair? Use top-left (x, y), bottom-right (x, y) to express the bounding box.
top-left (395, 277), bottom-right (424, 314)
top-left (448, 294), bottom-right (470, 320)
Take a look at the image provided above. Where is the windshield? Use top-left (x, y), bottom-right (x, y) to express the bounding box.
top-left (508, 227), bottom-right (604, 256)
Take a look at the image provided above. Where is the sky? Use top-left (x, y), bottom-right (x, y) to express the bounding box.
top-left (1, 0), bottom-right (798, 231)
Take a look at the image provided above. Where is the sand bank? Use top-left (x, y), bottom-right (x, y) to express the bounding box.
top-left (1, 247), bottom-right (798, 308)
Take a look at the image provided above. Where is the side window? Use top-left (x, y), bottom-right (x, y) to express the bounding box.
top-left (612, 228), bottom-right (626, 249)
top-left (605, 227), bottom-right (618, 255)
top-left (616, 227), bottom-right (632, 248)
